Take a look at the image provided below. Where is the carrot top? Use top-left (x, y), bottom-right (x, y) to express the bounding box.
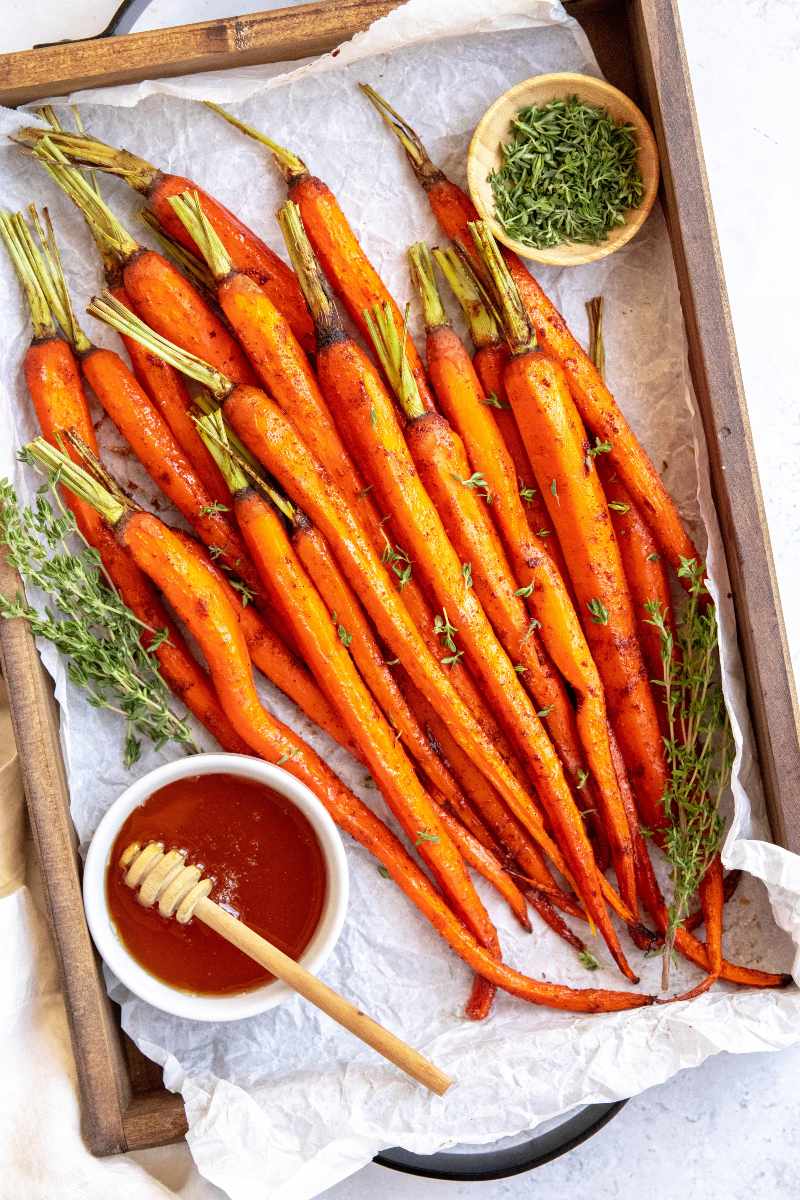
top-left (167, 190), bottom-right (232, 281)
top-left (433, 245), bottom-right (500, 350)
top-left (363, 300), bottom-right (424, 421)
top-left (468, 221), bottom-right (534, 354)
top-left (277, 200), bottom-right (342, 342)
top-left (203, 101), bottom-right (308, 183)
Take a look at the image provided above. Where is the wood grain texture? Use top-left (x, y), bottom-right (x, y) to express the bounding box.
top-left (0, 0), bottom-right (399, 106)
top-left (629, 0), bottom-right (800, 853)
top-left (0, 0), bottom-right (797, 1159)
top-left (0, 547), bottom-right (137, 1155)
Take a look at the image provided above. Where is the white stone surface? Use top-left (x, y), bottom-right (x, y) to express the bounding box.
top-left (2, 2), bottom-right (800, 1198)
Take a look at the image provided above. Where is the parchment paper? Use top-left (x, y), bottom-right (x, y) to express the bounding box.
top-left (1, 3), bottom-right (799, 1198)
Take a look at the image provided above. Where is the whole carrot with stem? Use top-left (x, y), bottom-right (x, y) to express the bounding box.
top-left (32, 137), bottom-right (257, 386)
top-left (586, 296), bottom-right (674, 700)
top-left (28, 440), bottom-right (655, 1014)
top-left (196, 415), bottom-right (503, 964)
top-left (410, 241), bottom-right (639, 912)
top-left (203, 102), bottom-right (434, 410)
top-left (0, 207), bottom-right (250, 755)
top-left (14, 124), bottom-right (314, 353)
top-left (274, 208), bottom-right (634, 978)
top-left (433, 246), bottom-right (564, 570)
top-left (473, 220), bottom-right (670, 837)
top-left (359, 84), bottom-right (702, 584)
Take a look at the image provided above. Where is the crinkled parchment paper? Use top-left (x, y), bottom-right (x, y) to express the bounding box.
top-left (2, 2), bottom-right (799, 1197)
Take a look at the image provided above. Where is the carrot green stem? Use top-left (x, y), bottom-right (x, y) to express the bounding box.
top-left (196, 409), bottom-right (248, 493)
top-left (585, 296), bottom-right (605, 380)
top-left (139, 210), bottom-right (215, 295)
top-left (23, 204), bottom-right (92, 354)
top-left (86, 292), bottom-right (232, 401)
top-left (33, 137), bottom-right (139, 264)
top-left (37, 104), bottom-right (102, 199)
top-left (0, 211), bottom-right (55, 340)
top-left (433, 245), bottom-right (500, 350)
top-left (468, 220), bottom-right (535, 354)
top-left (64, 430), bottom-right (140, 513)
top-left (191, 392), bottom-right (265, 479)
top-left (22, 437), bottom-right (126, 526)
top-left (196, 408), bottom-right (295, 521)
top-left (277, 200), bottom-right (343, 343)
top-left (14, 127), bottom-right (159, 195)
top-left (408, 241), bottom-right (448, 332)
top-left (364, 301), bottom-right (425, 421)
top-left (166, 190), bottom-right (232, 281)
top-left (357, 84), bottom-right (444, 189)
top-left (203, 101), bottom-right (308, 182)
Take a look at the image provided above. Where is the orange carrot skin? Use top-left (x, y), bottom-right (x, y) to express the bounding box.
top-left (80, 346), bottom-right (262, 599)
top-left (425, 326), bottom-right (637, 909)
top-left (23, 337), bottom-right (250, 754)
top-left (121, 248), bottom-right (257, 386)
top-left (234, 486), bottom-right (500, 955)
top-left (597, 460), bottom-right (673, 697)
top-left (421, 173), bottom-right (701, 578)
top-left (109, 284), bottom-right (229, 508)
top-left (147, 173), bottom-right (315, 354)
top-left (506, 350), bottom-right (669, 834)
top-left (289, 173), bottom-right (434, 409)
top-left (472, 341), bottom-right (565, 568)
top-left (224, 381), bottom-right (573, 884)
top-left (434, 804), bottom-right (531, 931)
top-left (314, 342), bottom-right (636, 981)
top-left (110, 509), bottom-right (652, 1011)
top-left (290, 515), bottom-right (498, 849)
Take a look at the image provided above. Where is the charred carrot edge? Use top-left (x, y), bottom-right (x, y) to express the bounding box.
top-left (32, 440), bottom-right (654, 1013)
top-left (202, 103), bottom-right (434, 408)
top-left (358, 84), bottom-right (702, 584)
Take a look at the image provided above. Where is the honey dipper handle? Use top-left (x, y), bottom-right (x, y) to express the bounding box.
top-left (194, 897), bottom-right (453, 1096)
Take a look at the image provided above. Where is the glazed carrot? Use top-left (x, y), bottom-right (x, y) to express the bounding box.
top-left (31, 139), bottom-right (256, 385)
top-left (411, 242), bottom-right (639, 912)
top-left (359, 85), bottom-right (702, 582)
top-left (212, 467), bottom-right (501, 960)
top-left (433, 246), bottom-right (567, 575)
top-left (203, 104), bottom-right (434, 409)
top-left (276, 214), bottom-right (634, 978)
top-left (473, 222), bottom-right (670, 836)
top-left (34, 444), bottom-right (653, 1013)
top-left (85, 293), bottom-right (580, 903)
top-left (165, 194), bottom-right (536, 812)
top-left (0, 208), bottom-right (249, 756)
top-left (16, 125), bottom-right (314, 353)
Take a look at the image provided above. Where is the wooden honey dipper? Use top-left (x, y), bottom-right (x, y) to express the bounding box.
top-left (120, 841), bottom-right (453, 1095)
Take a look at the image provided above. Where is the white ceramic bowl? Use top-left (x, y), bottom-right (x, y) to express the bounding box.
top-left (83, 753), bottom-right (349, 1022)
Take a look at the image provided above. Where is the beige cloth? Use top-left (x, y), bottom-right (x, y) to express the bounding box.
top-left (0, 678), bottom-right (221, 1198)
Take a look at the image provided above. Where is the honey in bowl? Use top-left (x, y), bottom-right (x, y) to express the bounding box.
top-left (106, 772), bottom-right (327, 995)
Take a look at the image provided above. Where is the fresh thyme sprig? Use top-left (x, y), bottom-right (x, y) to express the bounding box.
top-left (489, 96), bottom-right (644, 250)
top-left (646, 558), bottom-right (733, 986)
top-left (0, 476), bottom-right (197, 766)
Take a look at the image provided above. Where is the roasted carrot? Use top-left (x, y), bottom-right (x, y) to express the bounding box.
top-left (203, 103), bottom-right (434, 409)
top-left (199, 415), bottom-right (502, 958)
top-left (410, 241), bottom-right (639, 912)
top-left (0, 208), bottom-right (250, 756)
top-left (15, 125), bottom-right (314, 353)
top-left (359, 84), bottom-right (702, 583)
top-left (32, 138), bottom-right (257, 385)
top-left (433, 245), bottom-right (567, 574)
top-left (274, 210), bottom-right (635, 978)
top-left (473, 222), bottom-right (670, 837)
top-left (85, 292), bottom-right (582, 903)
top-left (33, 441), bottom-right (653, 1014)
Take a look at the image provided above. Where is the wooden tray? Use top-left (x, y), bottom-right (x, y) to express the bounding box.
top-left (1, 0), bottom-right (798, 1159)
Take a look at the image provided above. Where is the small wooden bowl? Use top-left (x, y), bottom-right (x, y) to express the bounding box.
top-left (467, 72), bottom-right (660, 267)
